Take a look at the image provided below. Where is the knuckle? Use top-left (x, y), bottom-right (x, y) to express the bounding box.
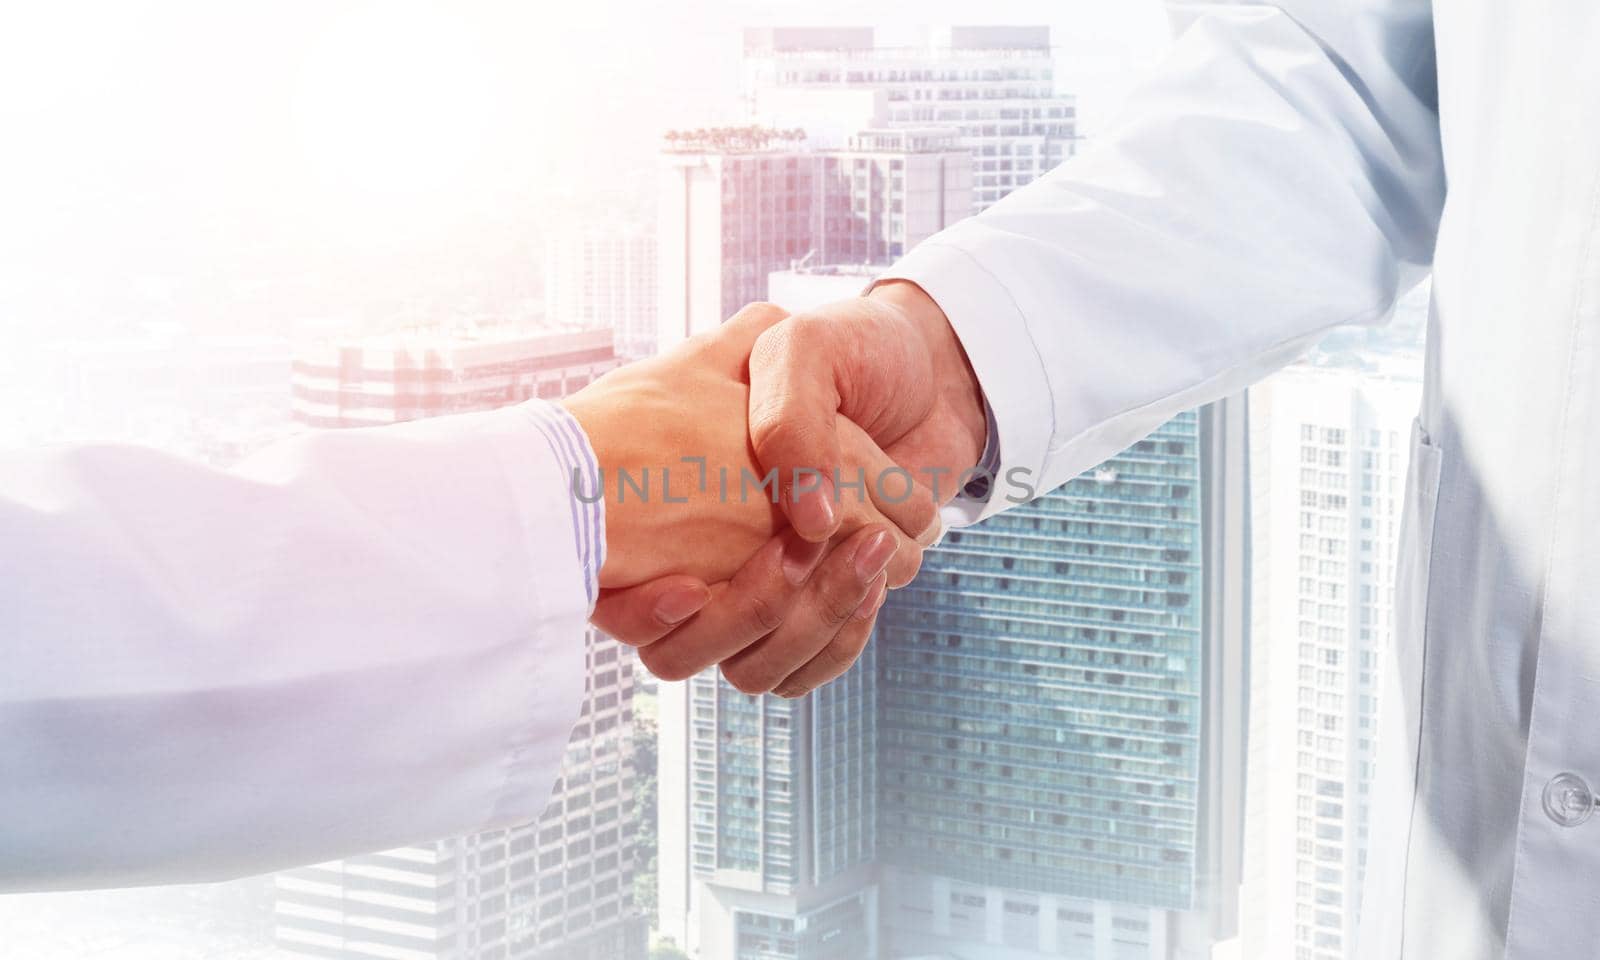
top-left (746, 594), bottom-right (787, 634)
top-left (750, 316), bottom-right (824, 372)
top-left (750, 417), bottom-right (833, 481)
top-left (747, 324), bottom-right (793, 372)
top-left (813, 575), bottom-right (865, 626)
top-left (739, 301), bottom-right (789, 325)
top-left (821, 632), bottom-right (870, 676)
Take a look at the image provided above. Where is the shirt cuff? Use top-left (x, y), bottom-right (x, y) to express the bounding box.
top-left (933, 401), bottom-right (1001, 530)
top-left (877, 239), bottom-right (1054, 526)
top-left (520, 400), bottom-right (605, 609)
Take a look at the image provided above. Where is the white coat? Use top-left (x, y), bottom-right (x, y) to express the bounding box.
top-left (0, 401), bottom-right (602, 891)
top-left (888, 2), bottom-right (1600, 957)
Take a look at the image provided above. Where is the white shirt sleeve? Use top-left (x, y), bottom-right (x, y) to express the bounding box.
top-left (0, 399), bottom-right (603, 891)
top-left (885, 0), bottom-right (1444, 524)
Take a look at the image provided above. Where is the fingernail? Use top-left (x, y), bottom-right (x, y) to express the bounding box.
top-left (791, 476), bottom-right (836, 536)
top-left (853, 575), bottom-right (889, 620)
top-left (782, 534), bottom-right (826, 586)
top-left (655, 584), bottom-right (711, 625)
top-left (854, 530), bottom-right (898, 583)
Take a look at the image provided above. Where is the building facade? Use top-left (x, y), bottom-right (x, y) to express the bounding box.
top-left (659, 399), bottom-right (1247, 960)
top-left (274, 328), bottom-right (645, 960)
top-left (656, 126), bottom-right (971, 346)
top-left (743, 26), bottom-right (1079, 212)
top-left (872, 405), bottom-right (1245, 960)
top-left (1237, 365), bottom-right (1422, 960)
top-left (542, 225), bottom-right (658, 362)
top-left (289, 327), bottom-right (617, 428)
top-left (657, 648), bottom-right (881, 960)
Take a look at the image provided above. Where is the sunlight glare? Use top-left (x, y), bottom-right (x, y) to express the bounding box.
top-left (293, 2), bottom-right (498, 204)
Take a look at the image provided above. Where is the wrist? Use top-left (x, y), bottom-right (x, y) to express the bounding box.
top-left (868, 280), bottom-right (988, 471)
top-left (560, 368), bottom-right (781, 590)
top-left (557, 389), bottom-right (617, 583)
top-left (524, 397), bottom-right (607, 605)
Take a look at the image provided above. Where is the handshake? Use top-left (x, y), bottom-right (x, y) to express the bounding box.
top-left (560, 282), bottom-right (987, 698)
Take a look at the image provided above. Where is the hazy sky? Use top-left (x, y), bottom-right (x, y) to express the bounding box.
top-left (0, 1), bottom-right (1171, 339)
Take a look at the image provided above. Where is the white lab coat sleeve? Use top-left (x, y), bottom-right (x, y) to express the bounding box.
top-left (0, 400), bottom-right (605, 891)
top-left (888, 0), bottom-right (1444, 525)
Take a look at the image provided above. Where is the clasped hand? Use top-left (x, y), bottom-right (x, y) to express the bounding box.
top-left (562, 289), bottom-right (985, 697)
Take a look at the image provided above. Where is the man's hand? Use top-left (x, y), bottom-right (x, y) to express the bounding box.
top-left (561, 302), bottom-right (937, 591)
top-left (591, 523), bottom-right (895, 697)
top-left (747, 281), bottom-right (988, 542)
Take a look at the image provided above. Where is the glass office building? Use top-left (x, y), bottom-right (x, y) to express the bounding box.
top-left (878, 412), bottom-right (1206, 901)
top-left (659, 647), bottom-right (880, 960)
top-left (661, 405), bottom-right (1247, 960)
top-left (874, 411), bottom-right (1221, 959)
top-left (743, 25), bottom-right (1080, 212)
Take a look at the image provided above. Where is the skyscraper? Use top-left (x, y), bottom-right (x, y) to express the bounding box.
top-left (1237, 364), bottom-right (1421, 960)
top-left (657, 646), bottom-right (881, 960)
top-left (274, 327), bottom-right (647, 960)
top-left (872, 403), bottom-right (1246, 960)
top-left (660, 403), bottom-right (1247, 960)
top-left (658, 255), bottom-right (1248, 960)
top-left (543, 225), bottom-right (659, 362)
top-left (656, 125), bottom-right (971, 347)
top-left (742, 26), bottom-right (1079, 212)
top-left (656, 29), bottom-right (1246, 959)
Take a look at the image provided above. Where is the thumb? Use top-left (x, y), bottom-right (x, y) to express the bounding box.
top-left (748, 316), bottom-right (846, 542)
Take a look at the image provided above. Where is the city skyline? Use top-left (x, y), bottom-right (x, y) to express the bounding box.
top-left (0, 11), bottom-right (1428, 960)
top-left (653, 26), bottom-right (1247, 960)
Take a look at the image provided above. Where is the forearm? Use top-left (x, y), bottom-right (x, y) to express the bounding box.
top-left (0, 403), bottom-right (593, 888)
top-left (885, 0), bottom-right (1443, 518)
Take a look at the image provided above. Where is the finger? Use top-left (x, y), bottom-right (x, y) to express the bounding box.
top-left (635, 530), bottom-right (826, 682)
top-left (827, 449), bottom-right (929, 589)
top-left (718, 525), bottom-right (896, 695)
top-left (590, 577), bottom-right (712, 647)
top-left (694, 301), bottom-right (792, 375)
top-left (773, 575), bottom-right (888, 698)
top-left (747, 316), bottom-right (847, 542)
top-left (838, 417), bottom-right (940, 544)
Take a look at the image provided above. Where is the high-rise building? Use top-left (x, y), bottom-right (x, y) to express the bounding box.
top-left (657, 32), bottom-right (1246, 958)
top-left (1237, 364), bottom-right (1421, 960)
top-left (660, 403), bottom-right (1247, 960)
top-left (872, 403), bottom-right (1246, 960)
top-left (657, 646), bottom-right (881, 960)
top-left (742, 26), bottom-right (1079, 212)
top-left (656, 126), bottom-right (971, 347)
top-left (543, 225), bottom-right (659, 362)
top-left (274, 327), bottom-right (646, 960)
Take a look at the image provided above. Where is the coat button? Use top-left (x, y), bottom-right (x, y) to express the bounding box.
top-left (1543, 773), bottom-right (1595, 827)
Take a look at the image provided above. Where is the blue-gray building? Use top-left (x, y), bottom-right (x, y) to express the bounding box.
top-left (659, 403), bottom-right (1247, 960)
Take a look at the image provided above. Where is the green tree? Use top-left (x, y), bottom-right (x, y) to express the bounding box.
top-left (631, 696), bottom-right (660, 922)
top-left (649, 941), bottom-right (690, 960)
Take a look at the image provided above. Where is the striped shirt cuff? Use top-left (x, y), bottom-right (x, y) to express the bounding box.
top-left (521, 399), bottom-right (605, 608)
